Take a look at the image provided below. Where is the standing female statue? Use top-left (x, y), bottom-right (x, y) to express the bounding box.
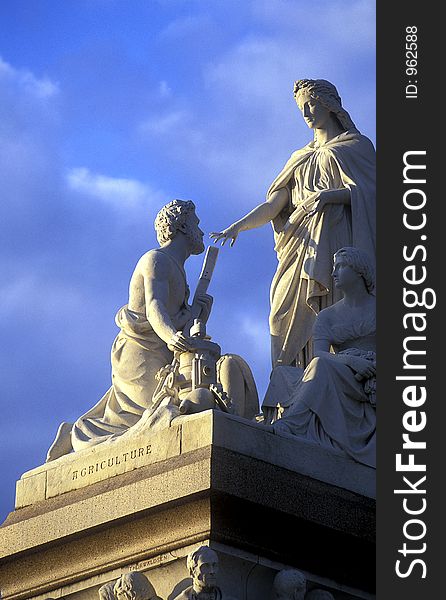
top-left (211, 79), bottom-right (375, 368)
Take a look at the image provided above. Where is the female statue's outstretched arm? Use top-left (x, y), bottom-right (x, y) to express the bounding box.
top-left (210, 187), bottom-right (289, 247)
top-left (210, 185), bottom-right (351, 246)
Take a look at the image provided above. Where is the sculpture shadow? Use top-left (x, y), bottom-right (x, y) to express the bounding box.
top-left (168, 578), bottom-right (192, 600)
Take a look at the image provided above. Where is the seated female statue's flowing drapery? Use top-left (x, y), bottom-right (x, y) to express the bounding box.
top-left (272, 302), bottom-right (376, 468)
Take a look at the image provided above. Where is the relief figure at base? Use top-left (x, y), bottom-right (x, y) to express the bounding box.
top-left (271, 569), bottom-right (306, 600)
top-left (172, 546), bottom-right (237, 600)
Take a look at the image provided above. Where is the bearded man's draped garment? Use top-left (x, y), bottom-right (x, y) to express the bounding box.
top-left (71, 252), bottom-right (258, 451)
top-left (268, 130), bottom-right (375, 368)
top-left (71, 305), bottom-right (176, 451)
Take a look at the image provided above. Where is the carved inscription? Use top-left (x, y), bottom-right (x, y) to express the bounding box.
top-left (72, 445), bottom-right (152, 480)
top-left (129, 552), bottom-right (175, 571)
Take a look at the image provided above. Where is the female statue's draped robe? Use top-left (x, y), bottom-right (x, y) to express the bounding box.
top-left (273, 306), bottom-right (376, 468)
top-left (268, 130), bottom-right (375, 367)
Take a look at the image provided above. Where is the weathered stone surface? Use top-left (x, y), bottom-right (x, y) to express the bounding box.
top-left (15, 470), bottom-right (46, 509)
top-left (16, 423), bottom-right (182, 507)
top-left (0, 494), bottom-right (211, 599)
top-left (15, 410), bottom-right (375, 511)
top-left (47, 423), bottom-right (181, 499)
top-left (4, 453), bottom-right (211, 558)
top-left (180, 410), bottom-right (214, 454)
top-left (2, 412), bottom-right (375, 600)
top-left (181, 411), bottom-right (375, 499)
top-left (0, 542), bottom-right (372, 600)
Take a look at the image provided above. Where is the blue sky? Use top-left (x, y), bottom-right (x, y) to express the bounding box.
top-left (0, 0), bottom-right (375, 521)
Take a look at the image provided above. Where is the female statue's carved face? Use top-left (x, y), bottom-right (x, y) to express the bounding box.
top-left (295, 91), bottom-right (331, 130)
top-left (332, 256), bottom-right (361, 291)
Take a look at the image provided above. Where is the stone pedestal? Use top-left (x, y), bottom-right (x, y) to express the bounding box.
top-left (0, 411), bottom-right (375, 599)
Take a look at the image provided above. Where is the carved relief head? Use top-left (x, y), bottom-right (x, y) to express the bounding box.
top-left (99, 582), bottom-right (117, 600)
top-left (114, 572), bottom-right (158, 600)
top-left (293, 79), bottom-right (356, 133)
top-left (305, 590), bottom-right (335, 600)
top-left (271, 569), bottom-right (306, 600)
top-left (187, 545), bottom-right (219, 592)
top-left (154, 199), bottom-right (204, 254)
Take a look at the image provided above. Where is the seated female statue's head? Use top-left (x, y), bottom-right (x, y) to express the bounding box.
top-left (333, 246), bottom-right (375, 294)
top-left (293, 79), bottom-right (356, 133)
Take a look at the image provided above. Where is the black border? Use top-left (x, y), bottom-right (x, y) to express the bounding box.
top-left (377, 2), bottom-right (442, 596)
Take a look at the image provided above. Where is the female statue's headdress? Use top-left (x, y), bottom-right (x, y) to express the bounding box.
top-left (294, 79), bottom-right (357, 132)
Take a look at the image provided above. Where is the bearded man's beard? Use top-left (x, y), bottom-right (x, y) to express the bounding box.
top-left (187, 227), bottom-right (205, 255)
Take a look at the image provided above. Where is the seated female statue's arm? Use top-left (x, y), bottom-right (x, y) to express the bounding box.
top-left (314, 330), bottom-right (375, 379)
top-left (210, 188), bottom-right (289, 247)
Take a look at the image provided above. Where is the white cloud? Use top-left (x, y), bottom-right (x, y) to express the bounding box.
top-left (0, 55), bottom-right (59, 100)
top-left (0, 54), bottom-right (64, 260)
top-left (158, 14), bottom-right (214, 40)
top-left (239, 315), bottom-right (271, 355)
top-left (136, 1), bottom-right (375, 209)
top-left (231, 313), bottom-right (272, 400)
top-left (67, 167), bottom-right (164, 211)
top-left (21, 71), bottom-right (59, 99)
top-left (139, 108), bottom-right (191, 136)
top-left (205, 36), bottom-right (308, 107)
top-left (158, 80), bottom-right (172, 98)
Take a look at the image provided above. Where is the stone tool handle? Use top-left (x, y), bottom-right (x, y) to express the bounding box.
top-left (190, 246), bottom-right (219, 323)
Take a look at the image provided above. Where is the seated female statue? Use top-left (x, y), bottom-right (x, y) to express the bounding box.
top-left (272, 246), bottom-right (376, 468)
